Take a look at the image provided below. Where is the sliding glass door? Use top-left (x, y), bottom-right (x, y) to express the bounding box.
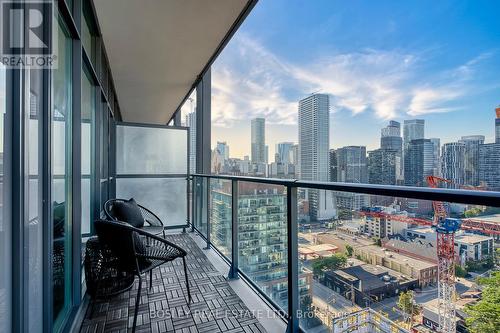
top-left (52, 18), bottom-right (73, 329)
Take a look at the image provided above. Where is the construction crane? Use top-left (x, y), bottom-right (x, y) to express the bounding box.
top-left (427, 176), bottom-right (461, 333)
top-left (357, 176), bottom-right (500, 333)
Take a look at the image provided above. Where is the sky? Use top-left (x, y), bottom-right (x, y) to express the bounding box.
top-left (208, 0), bottom-right (500, 159)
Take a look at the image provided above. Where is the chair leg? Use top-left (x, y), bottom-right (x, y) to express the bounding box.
top-left (182, 256), bottom-right (192, 304)
top-left (149, 270), bottom-right (153, 290)
top-left (132, 276), bottom-right (142, 333)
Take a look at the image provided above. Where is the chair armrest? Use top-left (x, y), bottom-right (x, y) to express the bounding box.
top-left (132, 226), bottom-right (187, 257)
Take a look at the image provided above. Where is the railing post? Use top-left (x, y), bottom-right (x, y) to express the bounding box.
top-left (205, 177), bottom-right (211, 249)
top-left (228, 180), bottom-right (239, 279)
top-left (286, 186), bottom-right (299, 333)
top-left (190, 176), bottom-right (196, 232)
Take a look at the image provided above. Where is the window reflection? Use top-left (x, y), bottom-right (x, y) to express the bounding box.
top-left (52, 19), bottom-right (72, 326)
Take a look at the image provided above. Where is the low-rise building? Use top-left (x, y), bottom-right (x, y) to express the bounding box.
top-left (455, 233), bottom-right (494, 262)
top-left (353, 245), bottom-right (438, 287)
top-left (421, 297), bottom-right (477, 333)
top-left (404, 227), bottom-right (494, 264)
top-left (324, 263), bottom-right (418, 307)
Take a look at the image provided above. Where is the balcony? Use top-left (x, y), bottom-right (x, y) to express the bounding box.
top-left (2, 1), bottom-right (500, 333)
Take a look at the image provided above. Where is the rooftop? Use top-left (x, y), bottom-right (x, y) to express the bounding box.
top-left (455, 233), bottom-right (493, 244)
top-left (360, 245), bottom-right (437, 271)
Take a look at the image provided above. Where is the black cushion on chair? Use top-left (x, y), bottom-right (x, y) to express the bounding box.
top-left (111, 198), bottom-right (145, 228)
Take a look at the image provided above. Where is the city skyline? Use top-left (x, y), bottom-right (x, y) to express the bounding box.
top-left (210, 0), bottom-right (500, 159)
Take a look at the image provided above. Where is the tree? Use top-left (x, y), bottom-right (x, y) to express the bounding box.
top-left (312, 254), bottom-right (347, 278)
top-left (455, 265), bottom-right (468, 278)
top-left (345, 244), bottom-right (354, 257)
top-left (465, 272), bottom-right (500, 333)
top-left (397, 291), bottom-right (419, 324)
top-left (373, 237), bottom-right (382, 246)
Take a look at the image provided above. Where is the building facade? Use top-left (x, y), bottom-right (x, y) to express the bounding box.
top-left (368, 149), bottom-right (398, 185)
top-left (336, 146), bottom-right (368, 183)
top-left (210, 182), bottom-right (312, 309)
top-left (404, 139), bottom-right (438, 187)
top-left (298, 94), bottom-right (330, 220)
top-left (459, 135), bottom-right (485, 186)
top-left (251, 118), bottom-right (266, 164)
top-left (381, 121), bottom-right (403, 182)
top-left (441, 142), bottom-right (466, 188)
top-left (478, 143), bottom-right (500, 191)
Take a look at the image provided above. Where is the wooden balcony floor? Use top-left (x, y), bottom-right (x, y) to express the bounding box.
top-left (79, 233), bottom-right (267, 333)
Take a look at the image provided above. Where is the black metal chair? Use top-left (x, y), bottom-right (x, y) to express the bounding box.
top-left (94, 220), bottom-right (191, 332)
top-left (103, 199), bottom-right (165, 237)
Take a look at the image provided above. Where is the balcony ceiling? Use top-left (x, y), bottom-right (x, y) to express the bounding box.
top-left (93, 0), bottom-right (253, 124)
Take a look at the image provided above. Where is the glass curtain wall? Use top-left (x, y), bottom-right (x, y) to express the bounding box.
top-left (0, 62), bottom-right (11, 333)
top-left (52, 17), bottom-right (73, 328)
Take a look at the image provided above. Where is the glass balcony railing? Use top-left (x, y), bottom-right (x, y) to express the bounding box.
top-left (190, 174), bottom-right (500, 333)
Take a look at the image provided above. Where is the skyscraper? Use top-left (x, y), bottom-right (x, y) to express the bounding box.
top-left (381, 121), bottom-right (403, 151)
top-left (298, 94), bottom-right (330, 220)
top-left (404, 139), bottom-right (437, 187)
top-left (403, 119), bottom-right (425, 150)
top-left (276, 142), bottom-right (294, 164)
top-left (479, 143), bottom-right (500, 191)
top-left (380, 121), bottom-right (403, 182)
top-left (251, 118), bottom-right (266, 164)
top-left (336, 146), bottom-right (368, 183)
top-left (329, 149), bottom-right (338, 182)
top-left (496, 106), bottom-right (500, 143)
top-left (216, 141), bottom-right (229, 161)
top-left (368, 149), bottom-right (398, 185)
top-left (403, 119), bottom-right (425, 181)
top-left (298, 94), bottom-right (329, 181)
top-left (459, 135), bottom-right (485, 186)
top-left (336, 146), bottom-right (369, 210)
top-left (441, 142), bottom-right (466, 188)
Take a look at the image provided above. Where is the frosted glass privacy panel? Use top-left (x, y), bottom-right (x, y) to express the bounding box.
top-left (116, 178), bottom-right (187, 227)
top-left (116, 125), bottom-right (187, 174)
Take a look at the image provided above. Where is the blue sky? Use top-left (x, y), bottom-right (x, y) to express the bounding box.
top-left (210, 0), bottom-right (500, 158)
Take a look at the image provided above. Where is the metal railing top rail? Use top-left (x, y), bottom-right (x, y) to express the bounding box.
top-left (191, 173), bottom-right (500, 207)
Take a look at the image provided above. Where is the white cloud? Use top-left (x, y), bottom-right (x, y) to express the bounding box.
top-left (212, 34), bottom-right (491, 127)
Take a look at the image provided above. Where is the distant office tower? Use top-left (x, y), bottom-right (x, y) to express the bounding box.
top-left (404, 139), bottom-right (438, 187)
top-left (459, 135), bottom-right (485, 186)
top-left (381, 121), bottom-right (403, 151)
top-left (329, 149), bottom-right (338, 182)
top-left (403, 119), bottom-right (425, 149)
top-left (251, 118), bottom-right (266, 164)
top-left (291, 144), bottom-right (299, 165)
top-left (496, 106), bottom-right (500, 143)
top-left (276, 142), bottom-right (294, 164)
top-left (403, 119), bottom-right (425, 180)
top-left (479, 142), bottom-right (500, 191)
top-left (216, 141), bottom-right (229, 161)
top-left (381, 121), bottom-right (403, 181)
top-left (368, 149), bottom-right (398, 185)
top-left (430, 138), bottom-right (441, 177)
top-left (336, 146), bottom-right (369, 210)
top-left (336, 146), bottom-right (368, 183)
top-left (186, 111), bottom-right (196, 174)
top-left (298, 94), bottom-right (330, 220)
top-left (441, 142), bottom-right (466, 188)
